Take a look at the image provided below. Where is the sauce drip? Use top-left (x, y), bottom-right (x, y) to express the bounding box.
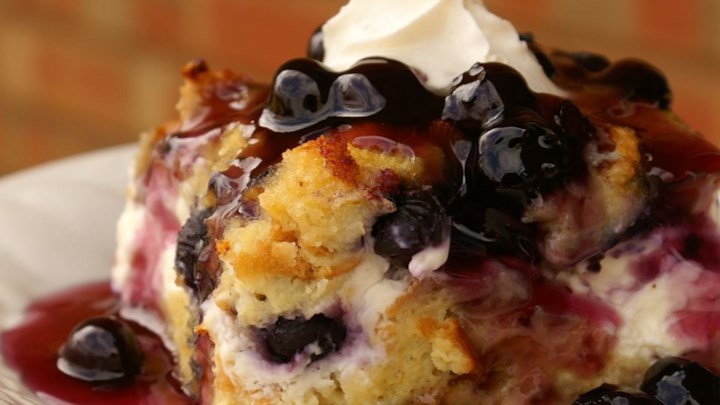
top-left (0, 282), bottom-right (191, 404)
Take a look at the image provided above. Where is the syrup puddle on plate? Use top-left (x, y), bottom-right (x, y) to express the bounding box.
top-left (0, 281), bottom-right (193, 405)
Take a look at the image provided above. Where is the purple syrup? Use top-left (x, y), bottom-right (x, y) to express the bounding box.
top-left (0, 282), bottom-right (192, 405)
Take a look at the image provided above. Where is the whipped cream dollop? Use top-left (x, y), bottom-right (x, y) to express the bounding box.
top-left (322, 0), bottom-right (563, 95)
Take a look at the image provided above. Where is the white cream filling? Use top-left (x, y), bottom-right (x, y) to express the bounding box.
top-left (613, 262), bottom-right (702, 361)
top-left (202, 252), bottom-right (408, 403)
top-left (111, 169), bottom-right (194, 354)
top-left (111, 196), bottom-right (145, 293)
top-left (562, 231), bottom-right (704, 364)
top-left (408, 238), bottom-right (450, 279)
top-left (115, 237), bottom-right (188, 354)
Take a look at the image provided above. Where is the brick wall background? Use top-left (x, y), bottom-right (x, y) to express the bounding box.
top-left (0, 0), bottom-right (718, 175)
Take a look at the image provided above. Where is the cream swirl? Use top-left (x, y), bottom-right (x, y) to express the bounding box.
top-left (322, 0), bottom-right (563, 95)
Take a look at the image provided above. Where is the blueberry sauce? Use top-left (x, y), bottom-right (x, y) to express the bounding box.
top-left (174, 51), bottom-right (720, 272)
top-left (190, 57), bottom-right (593, 266)
top-left (131, 26), bottom-right (720, 304)
top-left (2, 27), bottom-right (720, 404)
top-left (0, 282), bottom-right (191, 404)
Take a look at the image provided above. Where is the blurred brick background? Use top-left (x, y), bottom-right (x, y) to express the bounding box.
top-left (0, 0), bottom-right (718, 175)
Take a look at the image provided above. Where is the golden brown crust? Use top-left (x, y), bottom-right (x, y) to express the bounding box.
top-left (219, 135), bottom-right (423, 281)
top-left (317, 135), bottom-right (361, 186)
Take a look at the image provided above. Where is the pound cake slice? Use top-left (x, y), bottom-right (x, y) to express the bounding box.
top-left (111, 0), bottom-right (720, 403)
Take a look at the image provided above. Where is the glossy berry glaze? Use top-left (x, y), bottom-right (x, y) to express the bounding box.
top-left (3, 31), bottom-right (720, 403)
top-left (0, 282), bottom-right (191, 404)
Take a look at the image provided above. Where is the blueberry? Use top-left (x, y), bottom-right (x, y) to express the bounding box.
top-left (442, 65), bottom-right (591, 260)
top-left (175, 208), bottom-right (212, 296)
top-left (269, 69), bottom-right (324, 119)
top-left (306, 25), bottom-right (325, 61)
top-left (259, 59), bottom-right (387, 132)
top-left (442, 63), bottom-right (504, 127)
top-left (57, 317), bottom-right (143, 383)
top-left (372, 188), bottom-right (450, 268)
top-left (259, 314), bottom-right (346, 363)
top-left (574, 384), bottom-right (654, 404)
top-left (260, 59), bottom-right (334, 133)
top-left (477, 122), bottom-right (569, 193)
top-left (557, 101), bottom-right (593, 141)
top-left (329, 73), bottom-right (386, 118)
top-left (640, 357), bottom-right (720, 404)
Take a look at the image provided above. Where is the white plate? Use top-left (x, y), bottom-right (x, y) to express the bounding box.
top-left (0, 145), bottom-right (136, 404)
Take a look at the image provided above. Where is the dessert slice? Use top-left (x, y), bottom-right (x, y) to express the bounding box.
top-left (111, 1), bottom-right (720, 404)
